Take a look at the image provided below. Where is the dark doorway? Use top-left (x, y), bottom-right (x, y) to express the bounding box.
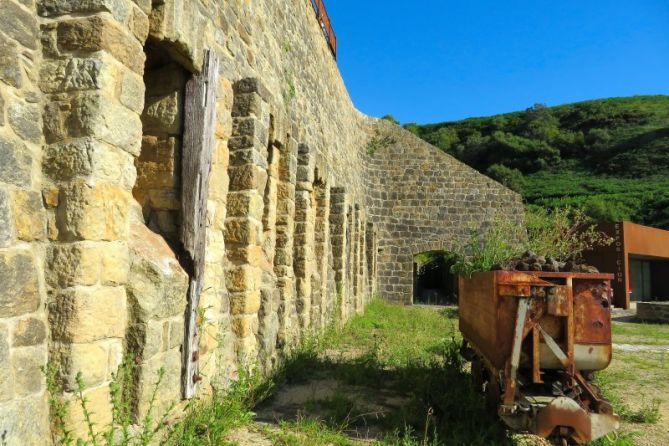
top-left (413, 251), bottom-right (458, 305)
top-left (630, 255), bottom-right (669, 302)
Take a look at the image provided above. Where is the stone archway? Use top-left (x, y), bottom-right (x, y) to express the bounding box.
top-left (409, 240), bottom-right (457, 305)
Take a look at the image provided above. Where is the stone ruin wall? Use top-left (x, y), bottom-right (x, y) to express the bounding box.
top-left (365, 121), bottom-right (525, 304)
top-left (0, 0), bottom-right (522, 442)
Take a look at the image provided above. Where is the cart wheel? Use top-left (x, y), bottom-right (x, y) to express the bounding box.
top-left (471, 358), bottom-right (484, 391)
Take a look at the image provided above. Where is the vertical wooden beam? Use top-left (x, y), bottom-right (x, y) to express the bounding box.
top-left (181, 49), bottom-right (219, 399)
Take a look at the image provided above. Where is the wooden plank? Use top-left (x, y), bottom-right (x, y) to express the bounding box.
top-left (180, 49), bottom-right (219, 399)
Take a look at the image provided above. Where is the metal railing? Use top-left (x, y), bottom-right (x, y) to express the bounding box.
top-left (311, 0), bottom-right (337, 59)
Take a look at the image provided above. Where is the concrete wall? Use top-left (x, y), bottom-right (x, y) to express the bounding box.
top-left (0, 0), bottom-right (522, 441)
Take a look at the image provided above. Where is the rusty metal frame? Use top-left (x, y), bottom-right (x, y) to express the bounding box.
top-left (461, 270), bottom-right (618, 443)
top-left (310, 0), bottom-right (337, 58)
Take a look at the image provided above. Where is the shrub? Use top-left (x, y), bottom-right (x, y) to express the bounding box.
top-left (485, 164), bottom-right (524, 192)
top-left (381, 114), bottom-right (400, 125)
top-left (451, 206), bottom-right (613, 275)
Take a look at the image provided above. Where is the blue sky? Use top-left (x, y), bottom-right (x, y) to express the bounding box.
top-left (326, 1), bottom-right (669, 124)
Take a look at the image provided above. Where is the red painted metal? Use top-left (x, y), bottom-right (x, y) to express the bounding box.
top-left (311, 0), bottom-right (337, 58)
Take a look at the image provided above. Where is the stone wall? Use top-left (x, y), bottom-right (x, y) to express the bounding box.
top-left (0, 0), bottom-right (50, 440)
top-left (365, 120), bottom-right (524, 304)
top-left (637, 302), bottom-right (669, 323)
top-left (0, 0), bottom-right (522, 441)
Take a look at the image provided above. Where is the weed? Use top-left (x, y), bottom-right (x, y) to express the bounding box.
top-left (43, 363), bottom-right (74, 446)
top-left (366, 129), bottom-right (396, 156)
top-left (283, 69), bottom-right (297, 106)
top-left (43, 359), bottom-right (173, 446)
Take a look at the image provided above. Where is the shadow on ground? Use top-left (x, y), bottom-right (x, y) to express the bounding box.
top-left (251, 339), bottom-right (514, 445)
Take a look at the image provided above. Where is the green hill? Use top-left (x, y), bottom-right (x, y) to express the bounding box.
top-left (405, 95), bottom-right (669, 229)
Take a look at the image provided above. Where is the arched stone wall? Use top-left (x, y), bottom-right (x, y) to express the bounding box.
top-left (366, 120), bottom-right (525, 304)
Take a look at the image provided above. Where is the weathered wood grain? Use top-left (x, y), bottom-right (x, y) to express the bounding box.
top-left (181, 49), bottom-right (219, 399)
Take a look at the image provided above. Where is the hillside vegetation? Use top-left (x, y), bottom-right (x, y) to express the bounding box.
top-left (405, 95), bottom-right (669, 228)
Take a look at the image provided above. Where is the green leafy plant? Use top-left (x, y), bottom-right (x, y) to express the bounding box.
top-left (283, 69), bottom-right (297, 106)
top-left (43, 363), bottom-right (75, 446)
top-left (43, 359), bottom-right (174, 446)
top-left (381, 114), bottom-right (400, 125)
top-left (411, 95), bottom-right (669, 228)
top-left (525, 206), bottom-right (613, 261)
top-left (451, 206), bottom-right (613, 275)
top-left (366, 129), bottom-right (396, 156)
top-left (450, 213), bottom-right (526, 276)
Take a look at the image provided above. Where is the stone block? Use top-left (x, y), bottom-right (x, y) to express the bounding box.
top-left (57, 16), bottom-right (145, 74)
top-left (63, 341), bottom-right (109, 389)
top-left (0, 394), bottom-right (50, 444)
top-left (47, 242), bottom-right (101, 287)
top-left (43, 139), bottom-right (93, 180)
top-left (228, 164), bottom-right (267, 193)
top-left (0, 0), bottom-right (38, 50)
top-left (107, 339), bottom-right (123, 379)
top-left (225, 218), bottom-right (260, 245)
top-left (49, 286), bottom-right (127, 343)
top-left (232, 314), bottom-right (257, 338)
top-left (45, 137), bottom-right (136, 187)
top-left (0, 31), bottom-right (22, 88)
top-left (100, 241), bottom-right (129, 285)
top-left (126, 320), bottom-right (163, 360)
top-left (226, 264), bottom-right (260, 293)
top-left (0, 134), bottom-right (32, 187)
top-left (232, 92), bottom-right (263, 118)
top-left (42, 97), bottom-right (72, 143)
top-left (136, 349), bottom-right (181, 420)
top-left (69, 93), bottom-right (143, 155)
top-left (142, 91), bottom-right (182, 135)
top-left (0, 188), bottom-right (11, 247)
top-left (38, 0), bottom-right (131, 22)
top-left (10, 190), bottom-right (45, 241)
top-left (148, 189), bottom-right (180, 210)
top-left (231, 116), bottom-right (268, 142)
top-left (128, 4), bottom-right (149, 41)
top-left (40, 56), bottom-right (108, 93)
top-left (230, 290), bottom-right (261, 315)
top-left (66, 384), bottom-right (112, 437)
top-left (8, 99), bottom-right (42, 143)
top-left (12, 317), bottom-right (46, 347)
top-left (43, 187), bottom-right (59, 208)
top-left (120, 69), bottom-right (145, 113)
top-left (11, 346), bottom-right (46, 396)
top-left (0, 325), bottom-right (11, 401)
top-left (168, 319), bottom-right (183, 350)
top-left (56, 181), bottom-right (130, 241)
top-left (233, 78), bottom-right (271, 101)
top-left (226, 191), bottom-right (263, 219)
top-left (0, 249), bottom-right (40, 318)
top-left (126, 223), bottom-right (188, 320)
top-left (135, 136), bottom-right (179, 188)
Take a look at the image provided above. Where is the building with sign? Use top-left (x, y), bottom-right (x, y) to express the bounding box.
top-left (584, 222), bottom-right (669, 309)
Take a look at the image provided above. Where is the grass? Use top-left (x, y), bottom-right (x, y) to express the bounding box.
top-left (611, 319), bottom-right (669, 345)
top-left (165, 300), bottom-right (665, 446)
top-left (321, 301), bottom-right (461, 366)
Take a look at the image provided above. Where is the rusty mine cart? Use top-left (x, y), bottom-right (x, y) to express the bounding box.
top-left (459, 271), bottom-right (620, 445)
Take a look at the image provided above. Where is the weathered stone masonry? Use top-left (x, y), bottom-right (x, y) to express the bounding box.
top-left (0, 0), bottom-right (522, 442)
